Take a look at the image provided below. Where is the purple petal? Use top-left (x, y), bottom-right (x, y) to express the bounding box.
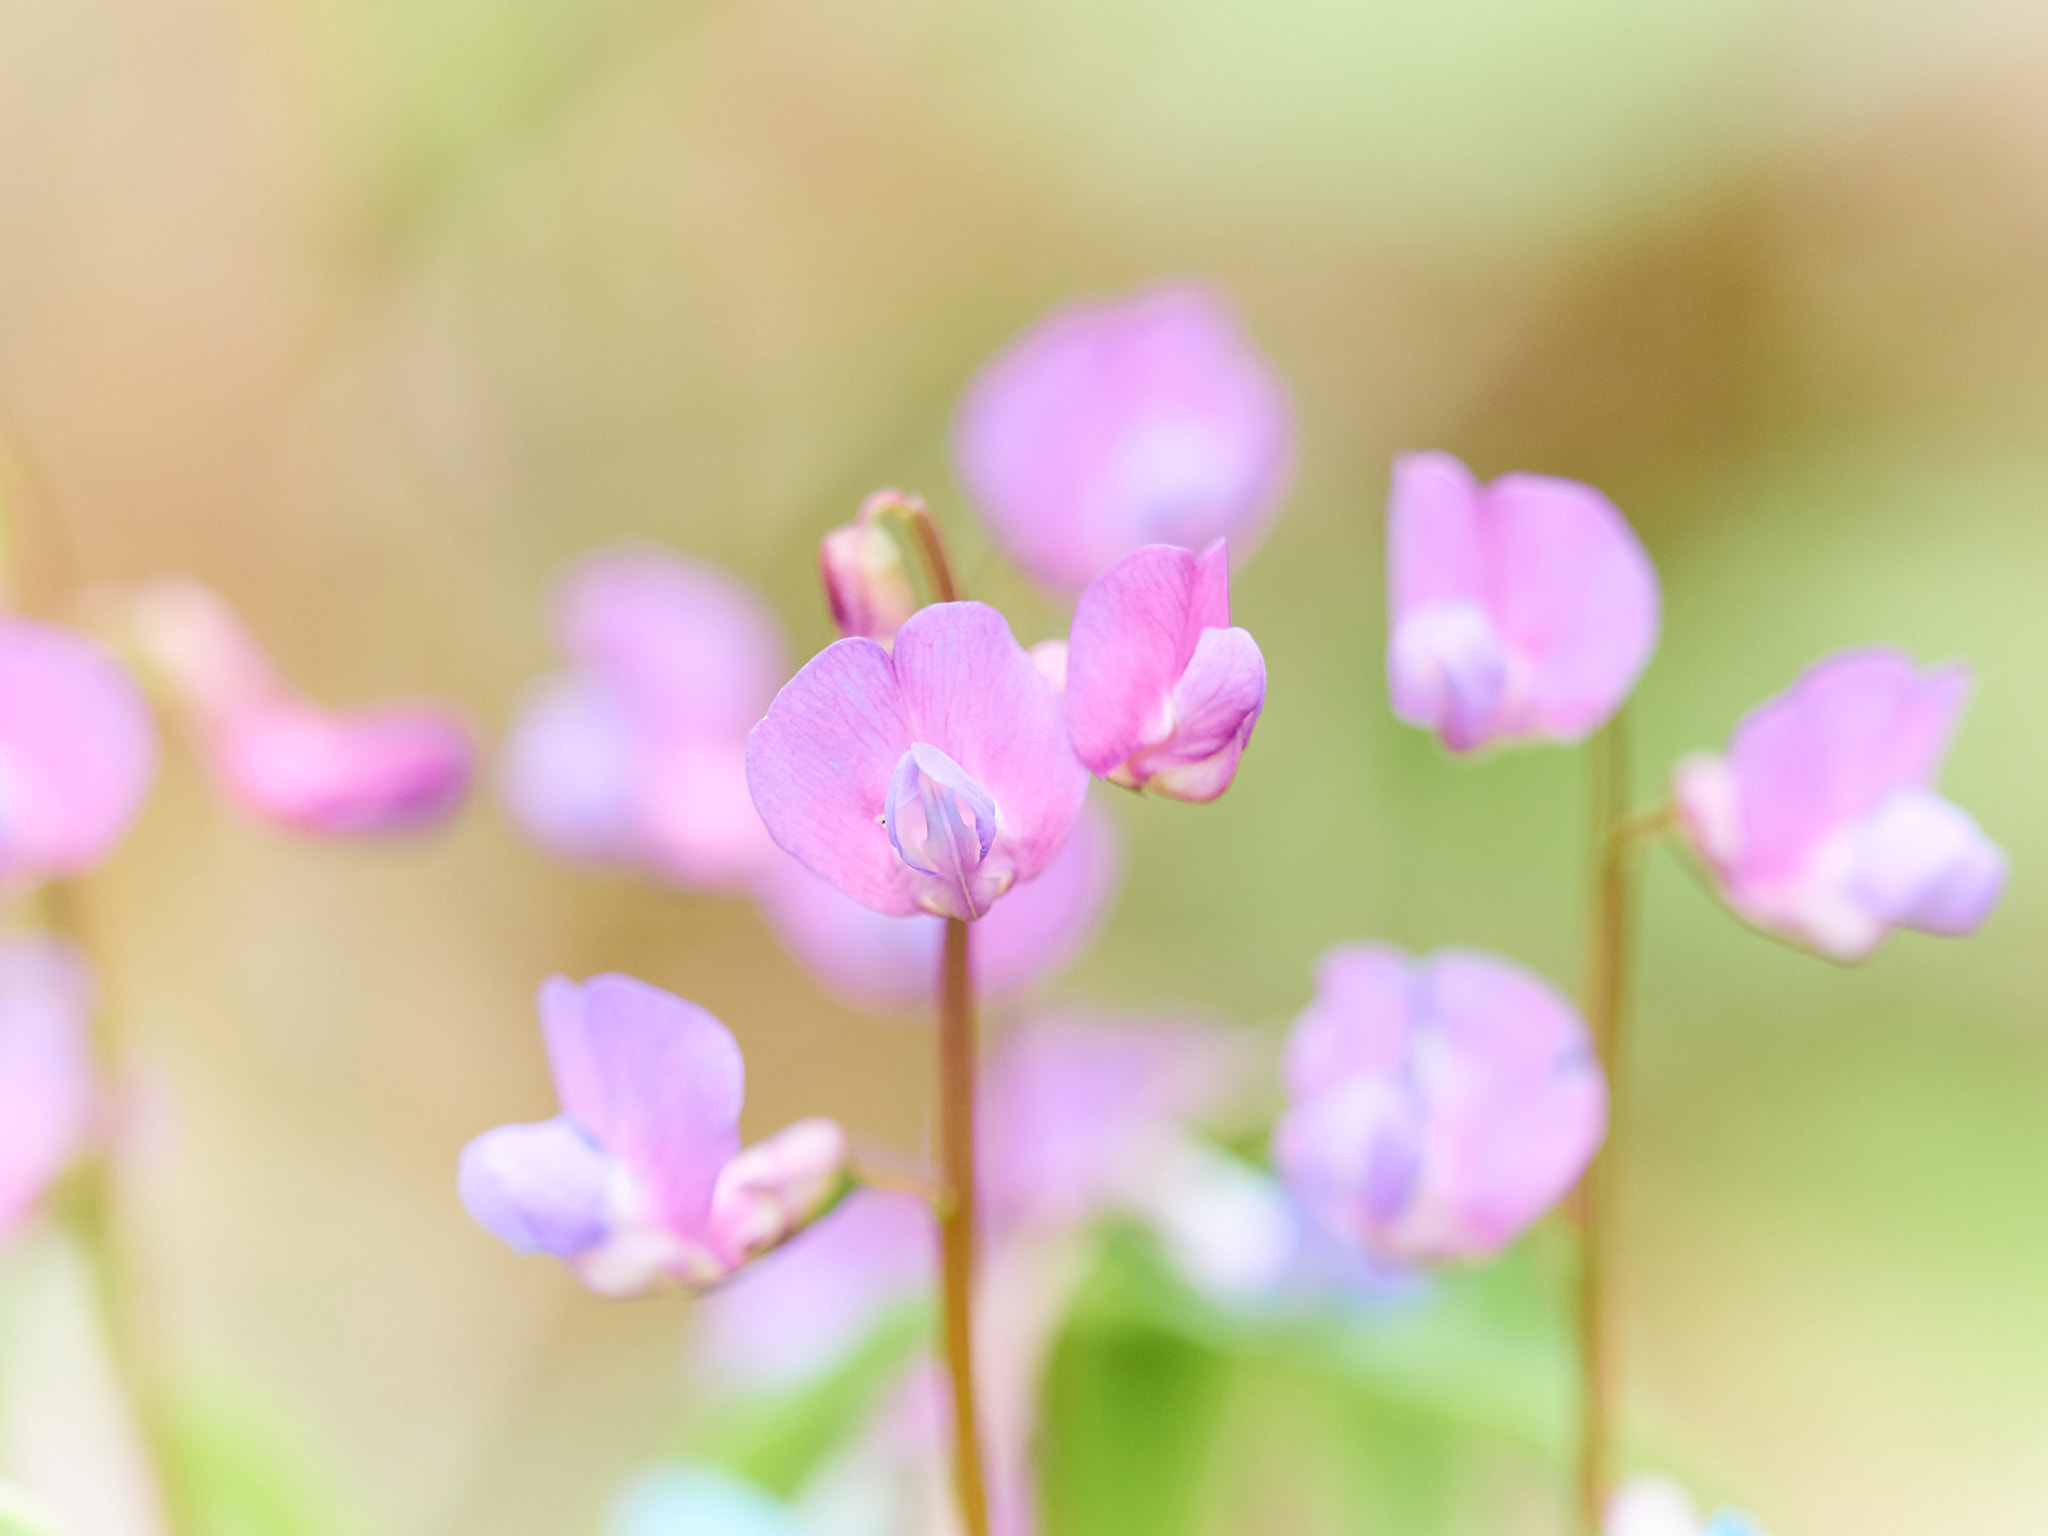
top-left (954, 282), bottom-right (1296, 592)
top-left (213, 701), bottom-right (473, 835)
top-left (891, 603), bottom-right (1089, 897)
top-left (747, 637), bottom-right (920, 916)
top-left (883, 744), bottom-right (1004, 919)
top-left (1135, 625), bottom-right (1266, 802)
top-left (1723, 648), bottom-right (1969, 886)
top-left (1850, 787), bottom-right (2007, 938)
top-left (0, 937), bottom-right (97, 1239)
top-left (0, 621), bottom-right (157, 885)
top-left (499, 675), bottom-right (642, 862)
top-left (690, 1189), bottom-right (934, 1390)
top-left (1281, 943), bottom-right (1416, 1097)
top-left (457, 1117), bottom-right (612, 1256)
top-left (538, 974), bottom-right (744, 1240)
top-left (753, 798), bottom-right (1122, 1011)
top-left (1482, 471), bottom-right (1659, 741)
top-left (1387, 601), bottom-right (1508, 752)
top-left (556, 548), bottom-right (789, 741)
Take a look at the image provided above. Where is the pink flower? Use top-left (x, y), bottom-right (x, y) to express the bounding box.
top-left (954, 282), bottom-right (1296, 592)
top-left (1064, 540), bottom-right (1266, 801)
top-left (752, 799), bottom-right (1122, 1011)
top-left (457, 974), bottom-right (851, 1297)
top-left (746, 603), bottom-right (1087, 922)
top-left (1385, 452), bottom-right (1659, 752)
top-left (1674, 648), bottom-right (2007, 961)
top-left (1275, 943), bottom-right (1606, 1265)
top-left (0, 621), bottom-right (156, 885)
top-left (0, 937), bottom-right (98, 1243)
top-left (501, 549), bottom-right (788, 888)
top-left (132, 578), bottom-right (470, 835)
top-left (820, 491), bottom-right (922, 648)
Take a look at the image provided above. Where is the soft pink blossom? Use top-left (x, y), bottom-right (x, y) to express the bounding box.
top-left (1064, 540), bottom-right (1265, 801)
top-left (133, 578), bottom-right (469, 835)
top-left (1674, 647), bottom-right (2006, 960)
top-left (820, 491), bottom-right (922, 649)
top-left (746, 603), bottom-right (1087, 922)
top-left (1275, 943), bottom-right (1606, 1265)
top-left (954, 282), bottom-right (1296, 592)
top-left (458, 974), bottom-right (851, 1297)
top-left (1386, 452), bottom-right (1658, 751)
top-left (500, 549), bottom-right (787, 888)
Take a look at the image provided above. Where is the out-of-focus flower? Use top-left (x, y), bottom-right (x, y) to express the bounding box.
top-left (131, 578), bottom-right (469, 836)
top-left (501, 549), bottom-right (788, 888)
top-left (1064, 540), bottom-right (1265, 802)
top-left (1385, 451), bottom-right (1658, 752)
top-left (1674, 648), bottom-right (2006, 961)
top-left (0, 621), bottom-right (155, 885)
top-left (747, 603), bottom-right (1087, 922)
top-left (954, 282), bottom-right (1296, 593)
top-left (1606, 1475), bottom-right (1769, 1536)
top-left (608, 1465), bottom-right (804, 1536)
top-left (0, 938), bottom-right (97, 1243)
top-left (752, 800), bottom-right (1121, 1012)
top-left (820, 492), bottom-right (923, 649)
top-left (1275, 943), bottom-right (1605, 1265)
top-left (458, 974), bottom-right (851, 1297)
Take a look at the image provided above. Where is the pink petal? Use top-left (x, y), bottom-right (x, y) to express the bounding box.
top-left (212, 701), bottom-right (472, 835)
top-left (556, 548), bottom-right (789, 740)
top-left (1724, 648), bottom-right (1969, 886)
top-left (537, 974), bottom-right (744, 1240)
top-left (705, 1117), bottom-right (854, 1269)
top-left (1281, 942), bottom-right (1415, 1097)
top-left (1135, 624), bottom-right (1266, 803)
top-left (746, 637), bottom-right (920, 916)
top-left (498, 676), bottom-right (641, 862)
top-left (1386, 451), bottom-right (1486, 616)
top-left (1387, 601), bottom-right (1508, 752)
top-left (0, 622), bottom-right (157, 884)
top-left (820, 521), bottom-right (919, 648)
top-left (636, 737), bottom-right (777, 888)
top-left (954, 282), bottom-right (1296, 592)
top-left (1482, 472), bottom-right (1659, 741)
top-left (1067, 545), bottom-right (1212, 777)
top-left (753, 798), bottom-right (1121, 1011)
top-left (0, 937), bottom-right (97, 1239)
top-left (891, 603), bottom-right (1088, 892)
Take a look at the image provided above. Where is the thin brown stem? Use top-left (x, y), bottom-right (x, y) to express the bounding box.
top-left (939, 918), bottom-right (991, 1536)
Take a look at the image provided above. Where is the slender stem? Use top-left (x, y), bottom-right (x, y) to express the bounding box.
top-left (1577, 713), bottom-right (1636, 1536)
top-left (938, 918), bottom-right (991, 1536)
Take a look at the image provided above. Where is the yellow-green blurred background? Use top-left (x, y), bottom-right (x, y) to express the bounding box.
top-left (1, 0), bottom-right (2045, 1532)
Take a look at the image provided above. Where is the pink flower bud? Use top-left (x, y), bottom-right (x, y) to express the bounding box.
top-left (819, 495), bottom-right (920, 647)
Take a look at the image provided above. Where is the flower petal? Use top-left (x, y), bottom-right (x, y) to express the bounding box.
top-left (212, 701), bottom-right (473, 835)
top-left (747, 636), bottom-right (919, 915)
top-left (1387, 601), bottom-right (1508, 752)
top-left (0, 937), bottom-right (97, 1240)
top-left (1139, 625), bottom-right (1266, 802)
top-left (890, 603), bottom-right (1088, 890)
top-left (457, 1117), bottom-right (612, 1256)
top-left (1850, 786), bottom-right (2007, 938)
top-left (499, 676), bottom-right (641, 861)
top-left (1387, 451), bottom-right (1486, 617)
top-left (705, 1117), bottom-right (853, 1269)
top-left (1281, 942), bottom-right (1416, 1097)
top-left (1066, 545), bottom-right (1209, 776)
top-left (538, 974), bottom-right (744, 1239)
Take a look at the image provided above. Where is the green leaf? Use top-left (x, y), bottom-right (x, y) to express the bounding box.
top-left (167, 1374), bottom-right (382, 1536)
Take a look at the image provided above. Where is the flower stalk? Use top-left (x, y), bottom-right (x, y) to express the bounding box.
top-left (939, 916), bottom-right (991, 1536)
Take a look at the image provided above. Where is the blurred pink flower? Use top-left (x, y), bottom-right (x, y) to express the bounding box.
top-left (1606, 1475), bottom-right (1769, 1536)
top-left (820, 492), bottom-right (922, 649)
top-left (954, 282), bottom-right (1296, 592)
top-left (1275, 943), bottom-right (1606, 1265)
top-left (1674, 647), bottom-right (2006, 961)
top-left (0, 620), bottom-right (156, 884)
top-left (501, 548), bottom-right (788, 888)
top-left (133, 578), bottom-right (470, 836)
top-left (1065, 540), bottom-right (1265, 802)
top-left (746, 603), bottom-right (1087, 922)
top-left (1385, 452), bottom-right (1659, 752)
top-left (0, 937), bottom-right (98, 1242)
top-left (458, 974), bottom-right (851, 1297)
top-left (752, 799), bottom-right (1121, 1012)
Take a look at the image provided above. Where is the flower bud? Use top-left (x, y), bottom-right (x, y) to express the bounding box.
top-left (819, 496), bottom-right (920, 647)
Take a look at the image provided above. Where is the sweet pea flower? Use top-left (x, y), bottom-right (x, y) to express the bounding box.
top-left (746, 603), bottom-right (1087, 922)
top-left (0, 938), bottom-right (98, 1243)
top-left (1674, 648), bottom-right (2006, 961)
top-left (0, 621), bottom-right (155, 886)
top-left (1275, 943), bottom-right (1606, 1265)
top-left (752, 799), bottom-right (1121, 1011)
top-left (1607, 1475), bottom-right (1769, 1536)
top-left (1386, 452), bottom-right (1659, 752)
top-left (954, 282), bottom-right (1296, 592)
top-left (501, 549), bottom-right (788, 888)
top-left (820, 491), bottom-right (923, 649)
top-left (1064, 540), bottom-right (1265, 801)
top-left (458, 973), bottom-right (851, 1297)
top-left (131, 578), bottom-right (469, 835)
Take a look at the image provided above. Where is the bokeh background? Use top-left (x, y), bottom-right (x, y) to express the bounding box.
top-left (1, 0), bottom-right (2046, 1532)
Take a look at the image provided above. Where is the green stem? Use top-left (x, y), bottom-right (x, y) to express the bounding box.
top-left (939, 918), bottom-right (991, 1536)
